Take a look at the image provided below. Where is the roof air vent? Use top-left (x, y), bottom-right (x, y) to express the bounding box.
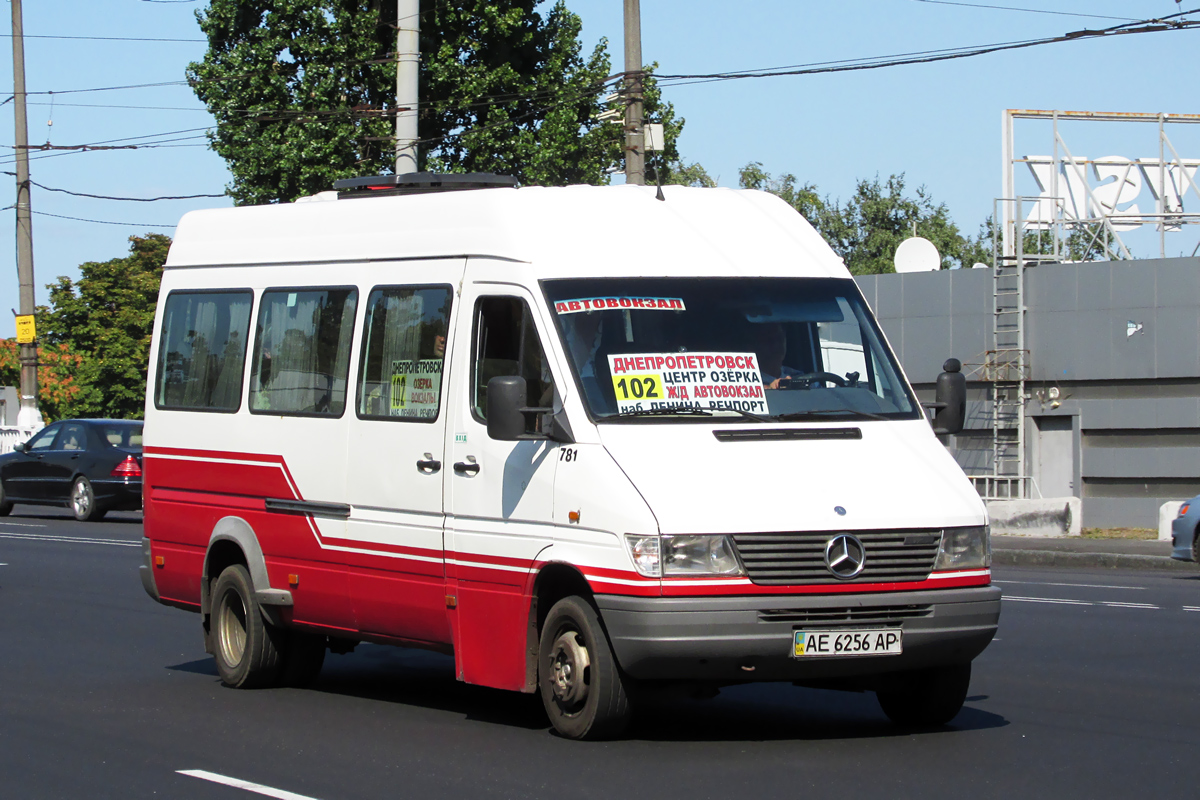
top-left (333, 172), bottom-right (517, 199)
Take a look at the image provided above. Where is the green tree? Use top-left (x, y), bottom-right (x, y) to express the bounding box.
top-left (973, 216), bottom-right (1116, 266)
top-left (189, 1), bottom-right (688, 202)
top-left (820, 174), bottom-right (978, 274)
top-left (0, 341), bottom-right (90, 422)
top-left (741, 164), bottom-right (986, 274)
top-left (37, 234), bottom-right (171, 419)
top-left (739, 161), bottom-right (824, 220)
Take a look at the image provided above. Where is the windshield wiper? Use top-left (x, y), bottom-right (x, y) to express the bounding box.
top-left (710, 407), bottom-right (771, 423)
top-left (773, 409), bottom-right (889, 422)
top-left (613, 407), bottom-right (714, 418)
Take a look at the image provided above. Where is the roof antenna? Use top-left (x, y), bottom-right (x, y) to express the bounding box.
top-left (654, 149), bottom-right (665, 201)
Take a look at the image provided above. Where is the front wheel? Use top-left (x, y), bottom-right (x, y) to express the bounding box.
top-left (0, 480), bottom-right (12, 516)
top-left (876, 663), bottom-right (972, 728)
top-left (71, 477), bottom-right (106, 522)
top-left (538, 596), bottom-right (632, 740)
top-left (211, 564), bottom-right (284, 688)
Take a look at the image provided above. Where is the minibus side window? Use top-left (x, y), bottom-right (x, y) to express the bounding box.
top-left (249, 287), bottom-right (358, 417)
top-left (356, 285), bottom-right (452, 422)
top-left (155, 290), bottom-right (253, 412)
top-left (472, 296), bottom-right (554, 427)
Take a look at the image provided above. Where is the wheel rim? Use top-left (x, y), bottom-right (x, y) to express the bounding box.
top-left (72, 482), bottom-right (90, 517)
top-left (217, 590), bottom-right (248, 669)
top-left (547, 628), bottom-right (591, 712)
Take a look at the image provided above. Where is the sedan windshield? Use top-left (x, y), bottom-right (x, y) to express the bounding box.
top-left (542, 277), bottom-right (918, 422)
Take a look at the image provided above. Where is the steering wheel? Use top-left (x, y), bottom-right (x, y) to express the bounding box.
top-left (777, 371), bottom-right (848, 389)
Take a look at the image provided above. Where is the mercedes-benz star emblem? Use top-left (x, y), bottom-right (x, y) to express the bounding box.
top-left (824, 534), bottom-right (866, 579)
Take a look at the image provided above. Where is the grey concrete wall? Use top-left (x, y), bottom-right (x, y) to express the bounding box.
top-left (855, 257), bottom-right (1200, 529)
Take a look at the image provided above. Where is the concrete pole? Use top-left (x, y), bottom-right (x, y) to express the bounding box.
top-left (10, 0), bottom-right (38, 427)
top-left (394, 0), bottom-right (419, 175)
top-left (623, 0), bottom-right (645, 185)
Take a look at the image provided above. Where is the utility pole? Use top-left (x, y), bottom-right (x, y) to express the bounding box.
top-left (623, 0), bottom-right (645, 185)
top-left (395, 0), bottom-right (419, 175)
top-left (10, 0), bottom-right (38, 428)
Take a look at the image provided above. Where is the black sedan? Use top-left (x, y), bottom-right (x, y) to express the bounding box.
top-left (0, 419), bottom-right (143, 521)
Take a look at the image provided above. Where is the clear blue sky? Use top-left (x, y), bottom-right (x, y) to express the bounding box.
top-left (0, 1), bottom-right (1196, 337)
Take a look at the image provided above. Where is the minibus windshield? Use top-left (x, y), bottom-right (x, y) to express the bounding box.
top-left (542, 277), bottom-right (919, 423)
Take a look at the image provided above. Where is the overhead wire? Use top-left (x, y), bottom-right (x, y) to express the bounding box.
top-left (654, 12), bottom-right (1200, 85)
top-left (910, 0), bottom-right (1140, 23)
top-left (30, 209), bottom-right (176, 228)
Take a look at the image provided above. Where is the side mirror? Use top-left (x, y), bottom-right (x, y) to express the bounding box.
top-left (13, 441), bottom-right (27, 453)
top-left (486, 375), bottom-right (574, 443)
top-left (931, 358), bottom-right (966, 435)
top-left (487, 376), bottom-right (532, 441)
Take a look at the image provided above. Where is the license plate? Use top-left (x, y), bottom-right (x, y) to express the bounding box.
top-left (793, 629), bottom-right (903, 658)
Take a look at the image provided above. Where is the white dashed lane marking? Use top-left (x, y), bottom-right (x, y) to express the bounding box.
top-left (0, 521), bottom-right (47, 528)
top-left (178, 770), bottom-right (323, 800)
top-left (0, 532), bottom-right (140, 548)
top-left (994, 579), bottom-right (1144, 591)
top-left (1004, 596), bottom-right (1161, 610)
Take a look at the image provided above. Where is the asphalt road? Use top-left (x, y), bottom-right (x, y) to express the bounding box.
top-left (2, 511), bottom-right (1198, 800)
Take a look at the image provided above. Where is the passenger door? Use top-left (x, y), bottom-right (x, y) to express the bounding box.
top-left (3, 423), bottom-right (63, 501)
top-left (443, 273), bottom-right (563, 688)
top-left (38, 422), bottom-right (89, 502)
top-left (342, 274), bottom-right (462, 644)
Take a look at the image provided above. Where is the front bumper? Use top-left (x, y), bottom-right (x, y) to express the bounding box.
top-left (139, 536), bottom-right (160, 602)
top-left (597, 585), bottom-right (1000, 682)
top-left (1171, 515), bottom-right (1196, 561)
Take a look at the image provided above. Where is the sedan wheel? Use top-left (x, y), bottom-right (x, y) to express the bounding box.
top-left (71, 477), bottom-right (105, 522)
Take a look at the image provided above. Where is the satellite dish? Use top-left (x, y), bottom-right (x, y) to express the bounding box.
top-left (894, 236), bottom-right (941, 273)
top-left (972, 262), bottom-right (990, 269)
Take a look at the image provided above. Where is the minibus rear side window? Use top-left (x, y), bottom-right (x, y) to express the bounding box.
top-left (249, 287), bottom-right (358, 417)
top-left (155, 290), bottom-right (253, 412)
top-left (356, 285), bottom-right (453, 422)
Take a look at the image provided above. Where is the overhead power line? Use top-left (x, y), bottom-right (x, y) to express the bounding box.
top-left (31, 209), bottom-right (176, 228)
top-left (910, 0), bottom-right (1140, 23)
top-left (7, 176), bottom-right (225, 201)
top-left (0, 34), bottom-right (204, 42)
top-left (656, 12), bottom-right (1200, 85)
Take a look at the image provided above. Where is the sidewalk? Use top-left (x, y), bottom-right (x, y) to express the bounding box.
top-left (992, 535), bottom-right (1200, 572)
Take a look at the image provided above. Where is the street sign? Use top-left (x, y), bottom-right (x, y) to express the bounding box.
top-left (15, 315), bottom-right (35, 344)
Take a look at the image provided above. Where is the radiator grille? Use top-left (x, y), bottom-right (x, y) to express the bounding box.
top-left (731, 530), bottom-right (941, 586)
top-left (757, 604), bottom-right (933, 626)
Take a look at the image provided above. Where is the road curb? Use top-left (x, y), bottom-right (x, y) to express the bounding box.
top-left (994, 549), bottom-right (1200, 572)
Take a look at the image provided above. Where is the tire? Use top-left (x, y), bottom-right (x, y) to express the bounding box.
top-left (1192, 527), bottom-right (1200, 564)
top-left (277, 631), bottom-right (326, 688)
top-left (70, 477), bottom-right (106, 522)
top-left (0, 481), bottom-right (12, 516)
top-left (876, 663), bottom-right (972, 728)
top-left (211, 564), bottom-right (284, 688)
top-left (538, 596), bottom-right (632, 740)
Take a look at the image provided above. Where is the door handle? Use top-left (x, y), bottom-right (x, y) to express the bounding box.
top-left (416, 455), bottom-right (441, 474)
top-left (453, 461), bottom-right (480, 476)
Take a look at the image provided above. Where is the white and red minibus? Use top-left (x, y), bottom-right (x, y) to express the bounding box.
top-left (141, 176), bottom-right (998, 739)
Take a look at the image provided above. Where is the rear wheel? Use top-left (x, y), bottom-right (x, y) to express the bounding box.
top-left (876, 663), bottom-right (971, 728)
top-left (211, 564), bottom-right (283, 688)
top-left (70, 477), bottom-right (106, 522)
top-left (538, 596), bottom-right (632, 740)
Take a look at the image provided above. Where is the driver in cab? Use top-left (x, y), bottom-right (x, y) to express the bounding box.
top-left (752, 322), bottom-right (804, 389)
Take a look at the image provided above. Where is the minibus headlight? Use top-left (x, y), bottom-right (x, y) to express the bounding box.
top-left (663, 534), bottom-right (745, 576)
top-left (623, 534), bottom-right (746, 577)
top-left (624, 534), bottom-right (662, 577)
top-left (933, 525), bottom-right (991, 571)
